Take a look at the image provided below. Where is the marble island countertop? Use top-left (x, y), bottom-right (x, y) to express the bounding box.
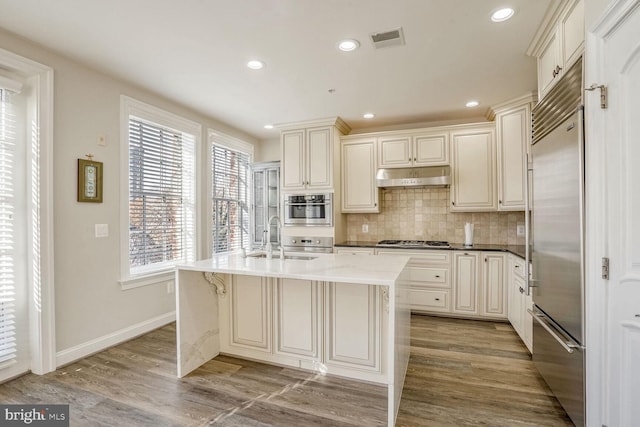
top-left (178, 252), bottom-right (411, 286)
top-left (335, 241), bottom-right (527, 259)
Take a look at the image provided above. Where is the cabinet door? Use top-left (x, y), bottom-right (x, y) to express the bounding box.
top-left (341, 138), bottom-right (379, 212)
top-left (325, 282), bottom-right (380, 371)
top-left (275, 279), bottom-right (320, 359)
top-left (413, 132), bottom-right (449, 166)
top-left (452, 252), bottom-right (480, 315)
top-left (481, 253), bottom-right (507, 318)
top-left (306, 127), bottom-right (332, 189)
top-left (230, 275), bottom-right (271, 352)
top-left (497, 105), bottom-right (529, 210)
top-left (281, 129), bottom-right (306, 190)
top-left (561, 0), bottom-right (584, 69)
top-left (509, 272), bottom-right (526, 337)
top-left (378, 135), bottom-right (412, 168)
top-left (537, 29), bottom-right (561, 99)
top-left (450, 127), bottom-right (497, 211)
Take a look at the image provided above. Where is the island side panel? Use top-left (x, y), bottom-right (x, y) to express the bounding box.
top-left (388, 269), bottom-right (412, 426)
top-left (176, 269), bottom-right (221, 377)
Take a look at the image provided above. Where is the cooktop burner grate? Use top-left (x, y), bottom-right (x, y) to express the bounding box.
top-left (377, 240), bottom-right (450, 248)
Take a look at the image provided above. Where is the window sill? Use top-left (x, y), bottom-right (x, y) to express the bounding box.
top-left (119, 269), bottom-right (175, 291)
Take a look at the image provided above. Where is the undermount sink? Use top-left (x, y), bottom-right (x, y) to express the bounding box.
top-left (246, 252), bottom-right (317, 261)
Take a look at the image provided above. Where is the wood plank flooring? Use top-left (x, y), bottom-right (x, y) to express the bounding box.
top-left (0, 315), bottom-right (573, 426)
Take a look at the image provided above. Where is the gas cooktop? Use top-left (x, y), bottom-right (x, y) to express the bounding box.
top-left (377, 240), bottom-right (450, 248)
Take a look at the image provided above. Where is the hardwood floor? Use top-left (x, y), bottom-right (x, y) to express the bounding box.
top-left (0, 315), bottom-right (573, 426)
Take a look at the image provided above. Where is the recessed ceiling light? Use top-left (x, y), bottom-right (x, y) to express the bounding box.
top-left (263, 124), bottom-right (274, 129)
top-left (466, 101), bottom-right (480, 108)
top-left (247, 60), bottom-right (265, 70)
top-left (491, 7), bottom-right (515, 22)
top-left (337, 39), bottom-right (360, 52)
top-left (363, 113), bottom-right (375, 119)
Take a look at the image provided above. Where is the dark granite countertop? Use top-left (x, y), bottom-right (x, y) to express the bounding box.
top-left (335, 241), bottom-right (527, 259)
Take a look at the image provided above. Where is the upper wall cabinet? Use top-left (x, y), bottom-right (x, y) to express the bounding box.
top-left (494, 94), bottom-right (535, 211)
top-left (341, 137), bottom-right (379, 213)
top-left (530, 0), bottom-right (584, 100)
top-left (279, 118), bottom-right (350, 192)
top-left (450, 125), bottom-right (497, 211)
top-left (378, 131), bottom-right (449, 168)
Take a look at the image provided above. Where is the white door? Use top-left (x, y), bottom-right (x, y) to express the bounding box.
top-left (587, 1), bottom-right (640, 425)
top-left (0, 87), bottom-right (29, 381)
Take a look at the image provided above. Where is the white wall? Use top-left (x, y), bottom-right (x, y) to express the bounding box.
top-left (256, 137), bottom-right (280, 162)
top-left (0, 28), bottom-right (259, 356)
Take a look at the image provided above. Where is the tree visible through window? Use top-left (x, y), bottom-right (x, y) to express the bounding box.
top-left (212, 144), bottom-right (249, 253)
top-left (127, 116), bottom-right (195, 273)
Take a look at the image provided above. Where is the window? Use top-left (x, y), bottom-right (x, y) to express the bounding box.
top-left (210, 131), bottom-right (252, 254)
top-left (121, 97), bottom-right (199, 281)
top-left (0, 88), bottom-right (17, 366)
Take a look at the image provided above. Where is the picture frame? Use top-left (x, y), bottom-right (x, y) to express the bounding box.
top-left (77, 158), bottom-right (103, 203)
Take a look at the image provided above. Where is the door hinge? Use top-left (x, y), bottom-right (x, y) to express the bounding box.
top-left (585, 84), bottom-right (608, 109)
top-left (602, 257), bottom-right (610, 280)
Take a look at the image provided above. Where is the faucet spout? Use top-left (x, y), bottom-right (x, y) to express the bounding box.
top-left (266, 215), bottom-right (282, 259)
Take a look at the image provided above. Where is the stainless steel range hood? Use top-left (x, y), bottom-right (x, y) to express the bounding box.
top-left (376, 166), bottom-right (451, 188)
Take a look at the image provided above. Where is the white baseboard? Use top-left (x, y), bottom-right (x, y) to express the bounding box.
top-left (56, 311), bottom-right (176, 368)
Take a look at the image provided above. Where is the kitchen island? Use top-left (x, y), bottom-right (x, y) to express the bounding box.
top-left (175, 252), bottom-right (411, 427)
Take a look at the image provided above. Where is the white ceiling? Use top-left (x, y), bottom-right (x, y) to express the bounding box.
top-left (0, 0), bottom-right (553, 140)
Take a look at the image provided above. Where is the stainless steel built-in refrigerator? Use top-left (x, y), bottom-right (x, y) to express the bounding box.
top-left (529, 57), bottom-right (585, 426)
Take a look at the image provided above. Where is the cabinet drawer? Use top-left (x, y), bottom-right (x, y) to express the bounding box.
top-left (409, 289), bottom-right (450, 312)
top-left (406, 266), bottom-right (449, 288)
top-left (512, 256), bottom-right (525, 278)
top-left (376, 249), bottom-right (450, 264)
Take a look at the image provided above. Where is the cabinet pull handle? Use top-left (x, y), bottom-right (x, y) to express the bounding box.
top-left (435, 275), bottom-right (440, 278)
top-left (435, 298), bottom-right (440, 301)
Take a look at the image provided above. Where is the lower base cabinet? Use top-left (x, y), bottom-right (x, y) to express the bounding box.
top-left (219, 275), bottom-right (386, 383)
top-left (507, 255), bottom-right (533, 352)
top-left (452, 251), bottom-right (507, 319)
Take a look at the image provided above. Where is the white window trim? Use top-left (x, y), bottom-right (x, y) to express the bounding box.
top-left (0, 48), bottom-right (55, 376)
top-left (120, 96), bottom-right (201, 289)
top-left (206, 128), bottom-right (254, 258)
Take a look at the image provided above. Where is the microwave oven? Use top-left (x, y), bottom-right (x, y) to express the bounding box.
top-left (283, 193), bottom-right (333, 226)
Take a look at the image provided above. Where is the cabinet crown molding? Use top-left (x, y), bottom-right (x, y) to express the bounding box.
top-left (488, 92), bottom-right (538, 119)
top-left (526, 0), bottom-right (574, 57)
top-left (275, 116), bottom-right (351, 135)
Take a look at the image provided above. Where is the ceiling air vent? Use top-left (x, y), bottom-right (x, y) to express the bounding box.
top-left (370, 27), bottom-right (405, 49)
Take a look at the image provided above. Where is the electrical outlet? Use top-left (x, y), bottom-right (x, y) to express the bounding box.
top-left (362, 224), bottom-right (369, 233)
top-left (517, 224), bottom-right (525, 236)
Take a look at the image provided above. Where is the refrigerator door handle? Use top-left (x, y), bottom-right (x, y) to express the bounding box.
top-left (528, 308), bottom-right (585, 353)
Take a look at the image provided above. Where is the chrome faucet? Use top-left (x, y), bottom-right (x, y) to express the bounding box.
top-left (265, 215), bottom-right (284, 259)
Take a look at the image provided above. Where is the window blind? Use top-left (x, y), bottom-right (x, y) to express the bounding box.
top-left (0, 89), bottom-right (17, 365)
top-left (212, 144), bottom-right (250, 253)
top-left (128, 118), bottom-right (192, 271)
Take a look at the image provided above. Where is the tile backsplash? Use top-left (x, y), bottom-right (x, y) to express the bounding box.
top-left (346, 187), bottom-right (525, 245)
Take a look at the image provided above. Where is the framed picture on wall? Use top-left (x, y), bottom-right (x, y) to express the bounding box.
top-left (77, 158), bottom-right (103, 203)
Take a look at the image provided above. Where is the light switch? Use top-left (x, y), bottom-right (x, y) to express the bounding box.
top-left (95, 224), bottom-right (109, 238)
top-left (98, 135), bottom-right (106, 146)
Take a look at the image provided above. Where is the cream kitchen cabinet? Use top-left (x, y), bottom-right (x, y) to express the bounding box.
top-left (324, 282), bottom-right (382, 374)
top-left (480, 252), bottom-right (507, 319)
top-left (274, 278), bottom-right (321, 360)
top-left (495, 96), bottom-right (534, 211)
top-left (279, 118), bottom-right (350, 192)
top-left (532, 0), bottom-right (584, 100)
top-left (378, 131), bottom-right (449, 168)
top-left (452, 251), bottom-right (481, 315)
top-left (223, 275), bottom-right (272, 354)
top-left (450, 125), bottom-right (497, 211)
top-left (507, 254), bottom-right (533, 352)
top-left (341, 137), bottom-right (379, 213)
top-left (376, 249), bottom-right (451, 314)
top-left (334, 247), bottom-right (376, 255)
top-left (452, 251), bottom-right (507, 319)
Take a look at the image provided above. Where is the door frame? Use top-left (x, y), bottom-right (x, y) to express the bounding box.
top-left (584, 0), bottom-right (640, 424)
top-left (0, 48), bottom-right (56, 376)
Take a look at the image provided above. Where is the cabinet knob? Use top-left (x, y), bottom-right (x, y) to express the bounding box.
top-left (435, 298), bottom-right (440, 301)
top-left (451, 201), bottom-right (455, 206)
top-left (519, 287), bottom-right (524, 294)
top-left (414, 157), bottom-right (417, 162)
top-left (499, 200), bottom-right (502, 204)
top-left (435, 275), bottom-right (440, 278)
